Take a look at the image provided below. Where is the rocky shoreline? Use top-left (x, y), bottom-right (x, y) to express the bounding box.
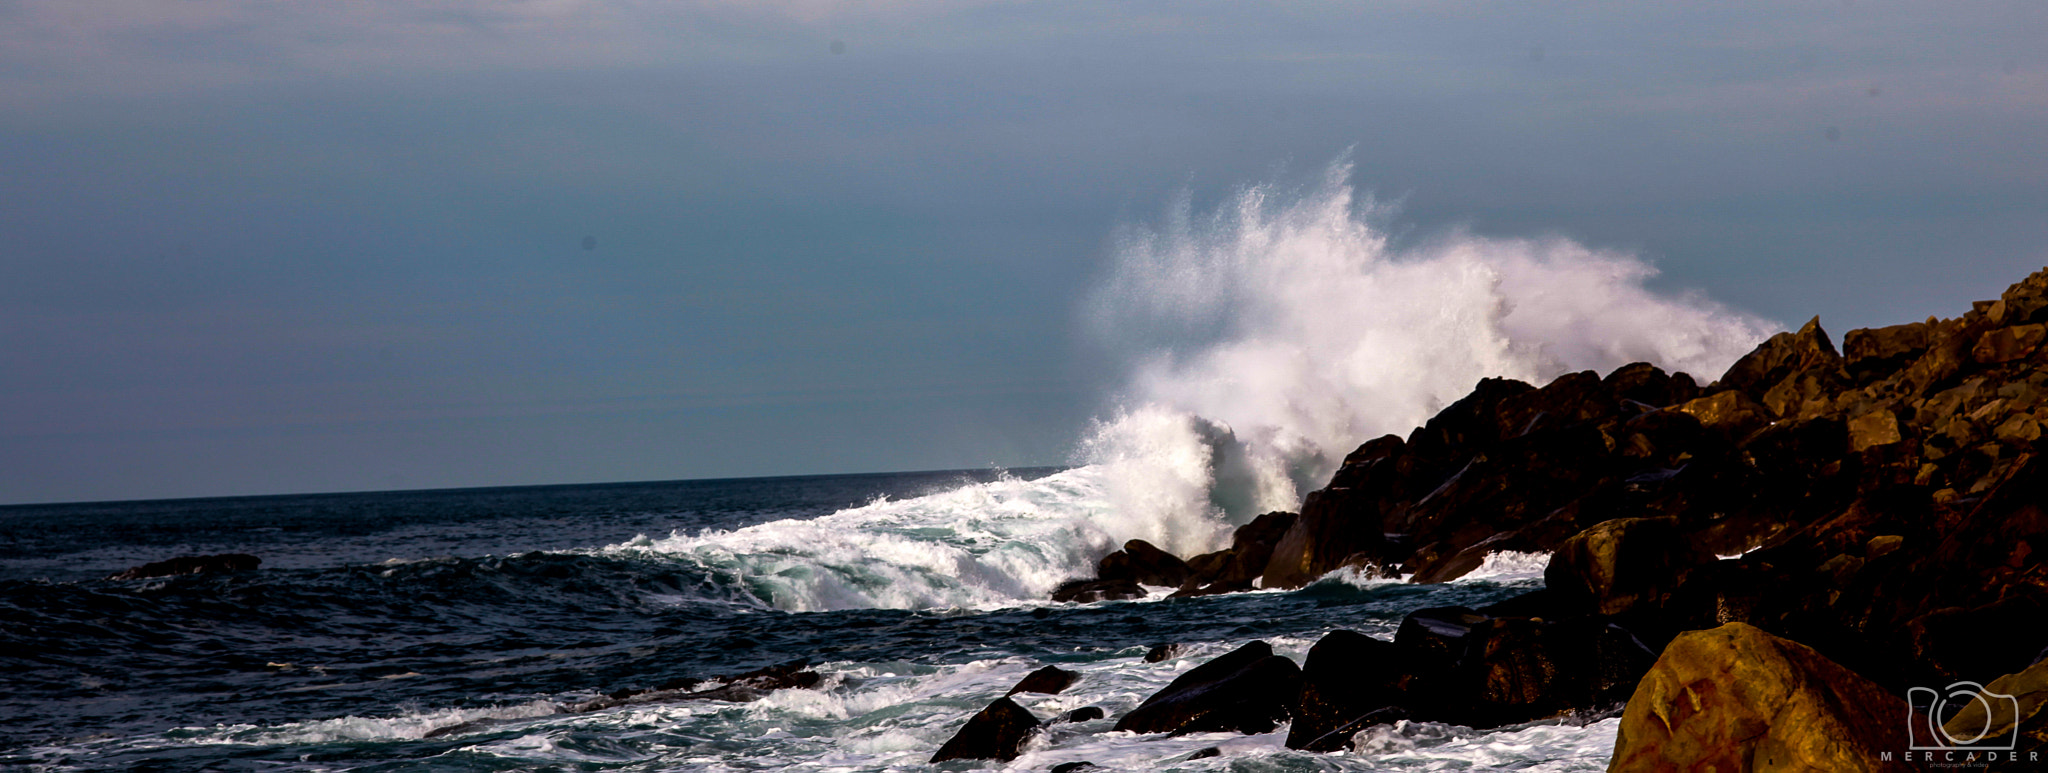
top-left (978, 267), bottom-right (2048, 768)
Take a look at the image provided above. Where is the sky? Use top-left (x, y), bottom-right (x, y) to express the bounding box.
top-left (2, 0), bottom-right (2045, 504)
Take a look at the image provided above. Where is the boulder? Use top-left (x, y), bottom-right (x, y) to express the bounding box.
top-left (1054, 706), bottom-right (1106, 723)
top-left (1097, 539), bottom-right (1191, 587)
top-left (1608, 622), bottom-right (1911, 773)
top-left (1847, 409), bottom-right (1904, 453)
top-left (1993, 268), bottom-right (2048, 326)
top-left (1972, 324), bottom-right (2047, 365)
top-left (107, 553), bottom-right (261, 580)
top-left (1113, 641), bottom-right (1302, 736)
top-left (1545, 517), bottom-right (1714, 618)
top-left (1261, 485), bottom-right (1386, 589)
top-left (1177, 511), bottom-right (1298, 595)
top-left (1844, 322), bottom-right (1931, 377)
top-left (1675, 391), bottom-right (1772, 441)
top-left (930, 697), bottom-right (1041, 763)
top-left (1008, 665), bottom-right (1078, 696)
top-left (1393, 606), bottom-right (1490, 673)
top-left (1287, 630), bottom-right (1409, 751)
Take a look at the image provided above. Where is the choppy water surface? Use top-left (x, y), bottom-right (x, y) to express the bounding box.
top-left (0, 469), bottom-right (1606, 772)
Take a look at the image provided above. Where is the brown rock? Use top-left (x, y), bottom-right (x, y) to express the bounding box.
top-left (1676, 391), bottom-right (1772, 441)
top-left (1608, 622), bottom-right (1911, 773)
top-left (1973, 324), bottom-right (2047, 365)
top-left (1847, 409), bottom-right (1904, 453)
top-left (1844, 323), bottom-right (1931, 376)
top-left (1545, 517), bottom-right (1714, 617)
top-left (1938, 658), bottom-right (2048, 764)
top-left (1717, 317), bottom-right (1843, 403)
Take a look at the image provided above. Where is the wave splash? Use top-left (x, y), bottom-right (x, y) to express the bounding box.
top-left (1081, 157), bottom-right (1775, 554)
top-left (607, 159), bottom-right (1773, 612)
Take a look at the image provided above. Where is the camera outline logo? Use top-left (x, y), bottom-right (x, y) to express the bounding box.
top-left (1908, 681), bottom-right (2020, 751)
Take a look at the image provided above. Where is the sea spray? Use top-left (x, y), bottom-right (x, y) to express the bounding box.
top-left (1081, 157), bottom-right (1776, 552)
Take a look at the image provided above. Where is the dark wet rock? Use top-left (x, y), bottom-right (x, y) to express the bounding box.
top-left (1287, 630), bottom-right (1409, 751)
top-left (1186, 746), bottom-right (1220, 759)
top-left (931, 697), bottom-right (1042, 763)
top-left (1393, 606), bottom-right (1489, 674)
top-left (1050, 578), bottom-right (1144, 604)
top-left (1114, 641), bottom-right (1302, 736)
top-left (569, 660), bottom-right (820, 713)
top-left (1611, 623), bottom-right (1910, 772)
top-left (1008, 665), bottom-right (1079, 696)
top-left (1053, 706), bottom-right (1105, 723)
top-left (1097, 539), bottom-right (1191, 587)
top-left (1430, 616), bottom-right (1655, 728)
top-left (107, 553), bottom-right (260, 580)
top-left (1262, 484), bottom-right (1388, 590)
top-left (1543, 516), bottom-right (1713, 618)
top-left (1048, 762), bottom-right (1096, 773)
top-left (1178, 511), bottom-right (1299, 595)
top-left (1143, 643), bottom-right (1183, 663)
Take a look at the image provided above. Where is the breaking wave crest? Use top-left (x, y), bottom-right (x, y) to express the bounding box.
top-left (604, 159), bottom-right (1773, 612)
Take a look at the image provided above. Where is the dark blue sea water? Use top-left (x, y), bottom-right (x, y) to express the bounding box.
top-left (0, 468), bottom-right (1598, 772)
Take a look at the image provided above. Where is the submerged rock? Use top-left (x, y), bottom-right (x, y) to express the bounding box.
top-left (107, 553), bottom-right (260, 580)
top-left (1008, 665), bottom-right (1079, 696)
top-left (1609, 623), bottom-right (1910, 772)
top-left (1050, 578), bottom-right (1144, 604)
top-left (931, 697), bottom-right (1041, 763)
top-left (1114, 641), bottom-right (1301, 736)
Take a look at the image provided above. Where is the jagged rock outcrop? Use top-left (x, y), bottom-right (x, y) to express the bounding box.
top-left (1008, 266), bottom-right (2048, 763)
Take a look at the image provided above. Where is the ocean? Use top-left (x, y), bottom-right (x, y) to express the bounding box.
top-left (0, 467), bottom-right (1615, 772)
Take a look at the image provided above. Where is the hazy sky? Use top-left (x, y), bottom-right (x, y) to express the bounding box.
top-left (3, 1), bottom-right (2045, 504)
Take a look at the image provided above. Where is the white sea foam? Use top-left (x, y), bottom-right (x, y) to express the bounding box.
top-left (178, 701), bottom-right (561, 745)
top-left (1459, 550), bottom-right (1555, 583)
top-left (599, 468), bottom-right (1122, 611)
